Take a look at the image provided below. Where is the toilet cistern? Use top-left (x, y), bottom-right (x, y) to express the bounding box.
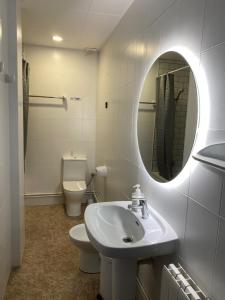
top-left (128, 184), bottom-right (149, 219)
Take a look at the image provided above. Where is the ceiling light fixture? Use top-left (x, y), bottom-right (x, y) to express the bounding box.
top-left (52, 35), bottom-right (63, 42)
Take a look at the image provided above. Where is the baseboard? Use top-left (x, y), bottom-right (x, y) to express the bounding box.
top-left (24, 191), bottom-right (94, 206)
top-left (24, 193), bottom-right (64, 206)
top-left (136, 277), bottom-right (151, 300)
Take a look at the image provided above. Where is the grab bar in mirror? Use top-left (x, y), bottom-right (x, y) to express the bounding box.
top-left (139, 101), bottom-right (156, 105)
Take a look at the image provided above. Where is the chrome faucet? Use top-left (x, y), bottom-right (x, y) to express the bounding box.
top-left (128, 199), bottom-right (149, 219)
top-left (128, 184), bottom-right (149, 219)
top-left (139, 199), bottom-right (149, 219)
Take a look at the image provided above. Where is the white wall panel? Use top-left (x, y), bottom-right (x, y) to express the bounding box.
top-left (96, 0), bottom-right (225, 298)
top-left (24, 45), bottom-right (98, 195)
top-left (202, 0), bottom-right (225, 51)
top-left (189, 164), bottom-right (222, 214)
top-left (211, 217), bottom-right (225, 300)
top-left (183, 199), bottom-right (218, 295)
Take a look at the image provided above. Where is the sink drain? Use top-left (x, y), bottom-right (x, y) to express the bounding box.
top-left (122, 236), bottom-right (133, 243)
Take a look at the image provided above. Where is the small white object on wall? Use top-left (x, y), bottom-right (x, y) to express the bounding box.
top-left (70, 96), bottom-right (81, 101)
top-left (96, 165), bottom-right (108, 177)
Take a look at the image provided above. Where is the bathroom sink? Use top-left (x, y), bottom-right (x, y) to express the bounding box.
top-left (84, 201), bottom-right (178, 259)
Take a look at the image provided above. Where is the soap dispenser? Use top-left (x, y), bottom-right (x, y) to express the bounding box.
top-left (131, 184), bottom-right (144, 210)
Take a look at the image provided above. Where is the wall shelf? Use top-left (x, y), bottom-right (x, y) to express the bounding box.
top-left (193, 143), bottom-right (225, 170)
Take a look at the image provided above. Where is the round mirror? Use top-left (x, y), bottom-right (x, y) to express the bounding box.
top-left (137, 51), bottom-right (198, 182)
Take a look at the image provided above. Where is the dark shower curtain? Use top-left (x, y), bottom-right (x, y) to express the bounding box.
top-left (155, 74), bottom-right (175, 180)
top-left (22, 59), bottom-right (30, 159)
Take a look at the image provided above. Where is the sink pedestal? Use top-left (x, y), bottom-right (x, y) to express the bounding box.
top-left (112, 258), bottom-right (137, 300)
top-left (100, 255), bottom-right (112, 300)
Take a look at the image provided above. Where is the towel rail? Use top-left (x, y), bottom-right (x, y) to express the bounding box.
top-left (139, 101), bottom-right (156, 105)
top-left (29, 95), bottom-right (66, 101)
top-left (159, 65), bottom-right (190, 77)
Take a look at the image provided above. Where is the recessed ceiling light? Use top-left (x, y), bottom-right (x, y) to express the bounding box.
top-left (52, 35), bottom-right (63, 42)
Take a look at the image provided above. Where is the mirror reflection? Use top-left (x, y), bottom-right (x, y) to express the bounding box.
top-left (137, 52), bottom-right (198, 182)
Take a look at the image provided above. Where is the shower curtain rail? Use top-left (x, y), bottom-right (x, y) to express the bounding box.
top-left (29, 95), bottom-right (66, 101)
top-left (159, 65), bottom-right (190, 77)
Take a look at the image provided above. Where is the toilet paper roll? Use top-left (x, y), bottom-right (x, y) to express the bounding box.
top-left (96, 165), bottom-right (108, 177)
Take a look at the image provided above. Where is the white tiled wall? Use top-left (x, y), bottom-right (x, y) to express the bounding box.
top-left (96, 0), bottom-right (225, 299)
top-left (24, 45), bottom-right (98, 195)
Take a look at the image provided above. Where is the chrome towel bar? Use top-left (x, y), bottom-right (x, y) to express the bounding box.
top-left (29, 95), bottom-right (66, 101)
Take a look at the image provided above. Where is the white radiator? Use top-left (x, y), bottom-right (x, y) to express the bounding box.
top-left (160, 264), bottom-right (209, 300)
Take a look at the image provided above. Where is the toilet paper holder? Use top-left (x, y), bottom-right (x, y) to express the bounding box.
top-left (96, 166), bottom-right (108, 177)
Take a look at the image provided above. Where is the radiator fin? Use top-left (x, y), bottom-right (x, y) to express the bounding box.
top-left (160, 264), bottom-right (209, 300)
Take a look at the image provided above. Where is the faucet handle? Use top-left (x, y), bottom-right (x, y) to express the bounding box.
top-left (139, 199), bottom-right (146, 205)
top-left (140, 200), bottom-right (150, 219)
top-left (132, 184), bottom-right (140, 189)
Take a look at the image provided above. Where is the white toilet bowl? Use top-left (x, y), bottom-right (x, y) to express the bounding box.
top-left (63, 180), bottom-right (86, 216)
top-left (69, 223), bottom-right (100, 273)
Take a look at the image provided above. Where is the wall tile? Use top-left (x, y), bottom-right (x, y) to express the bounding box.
top-left (205, 129), bottom-right (225, 146)
top-left (159, 0), bottom-right (205, 58)
top-left (189, 163), bottom-right (222, 214)
top-left (176, 0), bottom-right (205, 56)
top-left (202, 0), bottom-right (225, 51)
top-left (25, 164), bottom-right (62, 194)
top-left (159, 0), bottom-right (180, 53)
top-left (183, 198), bottom-right (219, 295)
top-left (211, 217), bottom-right (225, 300)
top-left (200, 43), bottom-right (225, 130)
top-left (81, 119), bottom-right (96, 142)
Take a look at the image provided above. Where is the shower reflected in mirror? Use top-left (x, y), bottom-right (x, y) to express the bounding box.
top-left (137, 51), bottom-right (198, 182)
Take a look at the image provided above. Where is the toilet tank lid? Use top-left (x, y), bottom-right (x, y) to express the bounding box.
top-left (63, 154), bottom-right (87, 161)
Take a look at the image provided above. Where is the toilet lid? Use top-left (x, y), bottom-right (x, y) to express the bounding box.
top-left (63, 180), bottom-right (86, 192)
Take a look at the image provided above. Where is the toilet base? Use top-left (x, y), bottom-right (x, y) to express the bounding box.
top-left (65, 201), bottom-right (81, 217)
top-left (80, 251), bottom-right (100, 274)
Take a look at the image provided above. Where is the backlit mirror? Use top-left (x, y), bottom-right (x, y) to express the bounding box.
top-left (137, 52), bottom-right (198, 182)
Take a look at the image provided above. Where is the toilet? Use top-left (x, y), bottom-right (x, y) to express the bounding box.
top-left (63, 154), bottom-right (87, 217)
top-left (69, 223), bottom-right (100, 273)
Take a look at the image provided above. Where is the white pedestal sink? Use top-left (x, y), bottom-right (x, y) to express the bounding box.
top-left (85, 201), bottom-right (177, 300)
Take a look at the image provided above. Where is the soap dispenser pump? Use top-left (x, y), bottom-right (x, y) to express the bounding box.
top-left (132, 184), bottom-right (144, 208)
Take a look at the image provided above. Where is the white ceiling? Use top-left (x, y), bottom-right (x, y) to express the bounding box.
top-left (21, 0), bottom-right (133, 50)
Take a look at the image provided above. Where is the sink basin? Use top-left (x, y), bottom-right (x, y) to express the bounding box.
top-left (85, 201), bottom-right (177, 259)
top-left (85, 201), bottom-right (178, 300)
top-left (94, 205), bottom-right (145, 243)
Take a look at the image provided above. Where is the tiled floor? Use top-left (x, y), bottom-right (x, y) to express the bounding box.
top-left (5, 205), bottom-right (99, 300)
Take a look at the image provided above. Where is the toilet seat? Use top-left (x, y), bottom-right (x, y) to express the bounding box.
top-left (63, 180), bottom-right (86, 192)
top-left (69, 224), bottom-right (95, 252)
top-left (69, 223), bottom-right (89, 243)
